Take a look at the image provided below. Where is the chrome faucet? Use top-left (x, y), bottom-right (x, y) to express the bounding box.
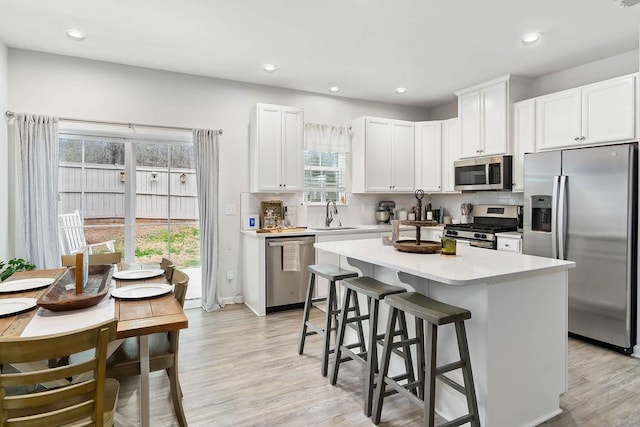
top-left (325, 200), bottom-right (338, 227)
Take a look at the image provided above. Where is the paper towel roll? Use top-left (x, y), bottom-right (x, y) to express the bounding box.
top-left (297, 203), bottom-right (307, 227)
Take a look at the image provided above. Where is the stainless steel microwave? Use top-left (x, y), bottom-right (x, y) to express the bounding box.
top-left (454, 155), bottom-right (512, 191)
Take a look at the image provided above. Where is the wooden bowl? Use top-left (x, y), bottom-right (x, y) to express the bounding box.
top-left (37, 265), bottom-right (114, 311)
top-left (393, 240), bottom-right (441, 254)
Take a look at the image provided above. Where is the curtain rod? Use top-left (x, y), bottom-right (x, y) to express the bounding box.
top-left (4, 110), bottom-right (223, 135)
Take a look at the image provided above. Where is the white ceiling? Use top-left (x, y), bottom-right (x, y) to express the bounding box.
top-left (0, 0), bottom-right (639, 109)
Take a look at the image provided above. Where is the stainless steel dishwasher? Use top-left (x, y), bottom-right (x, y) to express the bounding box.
top-left (265, 235), bottom-right (315, 312)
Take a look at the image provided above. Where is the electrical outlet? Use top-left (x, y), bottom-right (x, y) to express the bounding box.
top-left (225, 204), bottom-right (236, 215)
top-left (226, 270), bottom-right (235, 281)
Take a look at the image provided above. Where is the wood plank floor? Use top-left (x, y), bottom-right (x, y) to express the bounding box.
top-left (115, 304), bottom-right (640, 426)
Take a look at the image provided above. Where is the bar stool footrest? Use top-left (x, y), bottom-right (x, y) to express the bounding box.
top-left (436, 360), bottom-right (465, 375)
top-left (440, 414), bottom-right (476, 427)
top-left (437, 374), bottom-right (466, 395)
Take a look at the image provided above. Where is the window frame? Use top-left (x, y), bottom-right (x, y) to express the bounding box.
top-left (303, 149), bottom-right (349, 205)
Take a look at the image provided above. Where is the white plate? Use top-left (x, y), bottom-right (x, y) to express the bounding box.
top-left (111, 283), bottom-right (173, 299)
top-left (0, 298), bottom-right (38, 317)
top-left (0, 278), bottom-right (55, 293)
top-left (112, 269), bottom-right (165, 280)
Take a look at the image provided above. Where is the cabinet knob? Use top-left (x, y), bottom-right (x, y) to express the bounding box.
top-left (581, 136), bottom-right (586, 140)
top-left (574, 137), bottom-right (580, 141)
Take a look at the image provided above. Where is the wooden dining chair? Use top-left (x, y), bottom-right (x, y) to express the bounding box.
top-left (61, 252), bottom-right (123, 267)
top-left (106, 268), bottom-right (189, 427)
top-left (160, 257), bottom-right (176, 282)
top-left (0, 319), bottom-right (119, 427)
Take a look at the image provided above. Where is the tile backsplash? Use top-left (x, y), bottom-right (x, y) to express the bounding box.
top-left (240, 191), bottom-right (524, 228)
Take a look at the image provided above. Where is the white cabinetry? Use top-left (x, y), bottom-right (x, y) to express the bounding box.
top-left (511, 99), bottom-right (536, 192)
top-left (352, 117), bottom-right (415, 193)
top-left (497, 234), bottom-right (522, 253)
top-left (414, 121), bottom-right (442, 192)
top-left (249, 103), bottom-right (304, 192)
top-left (456, 75), bottom-right (529, 159)
top-left (442, 118), bottom-right (460, 193)
top-left (536, 74), bottom-right (636, 151)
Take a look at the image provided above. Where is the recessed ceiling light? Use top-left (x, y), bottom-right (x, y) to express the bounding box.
top-left (395, 87), bottom-right (407, 94)
top-left (522, 32), bottom-right (542, 45)
top-left (65, 28), bottom-right (86, 41)
top-left (329, 86), bottom-right (340, 93)
top-left (262, 63), bottom-right (277, 73)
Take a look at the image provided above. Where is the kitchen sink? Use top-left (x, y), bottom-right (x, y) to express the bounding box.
top-left (308, 226), bottom-right (359, 231)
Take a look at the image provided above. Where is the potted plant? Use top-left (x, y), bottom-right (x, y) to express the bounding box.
top-left (0, 258), bottom-right (36, 282)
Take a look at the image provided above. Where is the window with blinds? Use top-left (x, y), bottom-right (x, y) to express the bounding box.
top-left (303, 150), bottom-right (348, 204)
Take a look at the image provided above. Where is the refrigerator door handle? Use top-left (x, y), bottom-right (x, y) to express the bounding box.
top-left (551, 176), bottom-right (560, 259)
top-left (557, 175), bottom-right (568, 260)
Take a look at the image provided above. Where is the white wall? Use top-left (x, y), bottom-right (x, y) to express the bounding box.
top-left (0, 42), bottom-right (8, 261)
top-left (427, 49), bottom-right (640, 121)
top-left (6, 48), bottom-right (430, 300)
top-left (530, 49), bottom-right (639, 97)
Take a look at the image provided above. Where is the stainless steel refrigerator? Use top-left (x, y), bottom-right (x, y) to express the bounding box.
top-left (523, 143), bottom-right (637, 353)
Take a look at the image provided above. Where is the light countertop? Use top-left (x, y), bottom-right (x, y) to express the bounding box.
top-left (241, 224), bottom-right (444, 238)
top-left (314, 238), bottom-right (574, 285)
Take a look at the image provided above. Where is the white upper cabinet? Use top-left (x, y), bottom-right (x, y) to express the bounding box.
top-left (352, 117), bottom-right (415, 193)
top-left (414, 121), bottom-right (442, 192)
top-left (249, 103), bottom-right (303, 193)
top-left (456, 75), bottom-right (529, 159)
top-left (511, 99), bottom-right (536, 192)
top-left (536, 74), bottom-right (636, 150)
top-left (442, 118), bottom-right (460, 193)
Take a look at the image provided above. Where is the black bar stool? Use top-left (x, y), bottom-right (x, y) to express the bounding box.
top-left (372, 292), bottom-right (480, 427)
top-left (330, 276), bottom-right (412, 417)
top-left (298, 264), bottom-right (359, 377)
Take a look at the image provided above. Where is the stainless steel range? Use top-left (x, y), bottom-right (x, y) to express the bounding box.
top-left (444, 205), bottom-right (519, 249)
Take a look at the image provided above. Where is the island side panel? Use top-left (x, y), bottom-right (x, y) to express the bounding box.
top-left (484, 270), bottom-right (568, 427)
top-left (350, 260), bottom-right (567, 427)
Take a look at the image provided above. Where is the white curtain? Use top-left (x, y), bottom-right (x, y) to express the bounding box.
top-left (15, 114), bottom-right (61, 269)
top-left (304, 122), bottom-right (351, 153)
top-left (193, 128), bottom-right (221, 311)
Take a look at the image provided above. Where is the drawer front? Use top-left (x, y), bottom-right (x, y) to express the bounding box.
top-left (497, 238), bottom-right (521, 253)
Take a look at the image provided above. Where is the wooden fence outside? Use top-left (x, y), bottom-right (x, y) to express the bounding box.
top-left (58, 163), bottom-right (198, 220)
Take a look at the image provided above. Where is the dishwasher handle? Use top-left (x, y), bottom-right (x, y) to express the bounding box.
top-left (267, 240), bottom-right (314, 247)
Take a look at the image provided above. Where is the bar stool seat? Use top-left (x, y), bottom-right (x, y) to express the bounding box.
top-left (331, 276), bottom-right (411, 417)
top-left (298, 264), bottom-right (359, 377)
top-left (372, 292), bottom-right (480, 427)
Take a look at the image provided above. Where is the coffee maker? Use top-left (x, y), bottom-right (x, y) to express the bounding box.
top-left (376, 201), bottom-right (395, 224)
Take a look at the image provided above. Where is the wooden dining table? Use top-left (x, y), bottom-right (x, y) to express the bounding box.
top-left (0, 266), bottom-right (189, 427)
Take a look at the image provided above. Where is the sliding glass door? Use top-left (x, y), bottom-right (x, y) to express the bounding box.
top-left (58, 134), bottom-right (199, 268)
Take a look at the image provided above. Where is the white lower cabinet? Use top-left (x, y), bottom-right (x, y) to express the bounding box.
top-left (497, 235), bottom-right (522, 253)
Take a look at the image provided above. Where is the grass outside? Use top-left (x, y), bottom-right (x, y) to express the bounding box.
top-left (85, 220), bottom-right (200, 269)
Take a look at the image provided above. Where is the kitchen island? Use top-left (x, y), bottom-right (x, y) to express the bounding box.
top-left (315, 238), bottom-right (575, 427)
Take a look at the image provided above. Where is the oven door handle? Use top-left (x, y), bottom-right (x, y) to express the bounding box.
top-left (469, 240), bottom-right (494, 249)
